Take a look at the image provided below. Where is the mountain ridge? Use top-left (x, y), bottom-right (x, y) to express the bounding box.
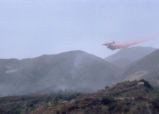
top-left (105, 46), bottom-right (156, 69)
top-left (122, 49), bottom-right (159, 86)
top-left (0, 50), bottom-right (119, 96)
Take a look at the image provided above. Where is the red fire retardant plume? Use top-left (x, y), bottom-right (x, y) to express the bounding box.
top-left (112, 37), bottom-right (156, 49)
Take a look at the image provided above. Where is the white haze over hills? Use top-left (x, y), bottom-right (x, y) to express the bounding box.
top-left (0, 0), bottom-right (159, 97)
top-left (106, 46), bottom-right (156, 69)
top-left (122, 49), bottom-right (159, 86)
top-left (0, 50), bottom-right (120, 96)
top-left (0, 46), bottom-right (156, 96)
top-left (0, 0), bottom-right (159, 59)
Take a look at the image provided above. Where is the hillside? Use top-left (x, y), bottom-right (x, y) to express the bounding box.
top-left (0, 80), bottom-right (158, 114)
top-left (0, 92), bottom-right (85, 114)
top-left (106, 47), bottom-right (156, 69)
top-left (28, 80), bottom-right (159, 114)
top-left (0, 50), bottom-right (119, 96)
top-left (123, 49), bottom-right (159, 86)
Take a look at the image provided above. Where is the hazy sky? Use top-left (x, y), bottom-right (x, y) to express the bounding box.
top-left (0, 0), bottom-right (159, 59)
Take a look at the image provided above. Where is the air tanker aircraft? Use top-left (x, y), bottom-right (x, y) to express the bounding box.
top-left (103, 37), bottom-right (156, 50)
top-left (103, 40), bottom-right (139, 50)
top-left (103, 42), bottom-right (117, 50)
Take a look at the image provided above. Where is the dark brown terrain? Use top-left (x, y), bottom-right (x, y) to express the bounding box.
top-left (1, 80), bottom-right (159, 114)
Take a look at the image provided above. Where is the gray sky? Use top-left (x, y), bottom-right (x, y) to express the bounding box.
top-left (0, 0), bottom-right (159, 59)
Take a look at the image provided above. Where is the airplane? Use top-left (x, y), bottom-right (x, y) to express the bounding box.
top-left (103, 41), bottom-right (118, 50)
top-left (103, 37), bottom-right (156, 50)
top-left (103, 40), bottom-right (143, 50)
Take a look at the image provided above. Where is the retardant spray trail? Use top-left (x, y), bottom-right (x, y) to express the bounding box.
top-left (104, 36), bottom-right (158, 50)
top-left (112, 38), bottom-right (149, 48)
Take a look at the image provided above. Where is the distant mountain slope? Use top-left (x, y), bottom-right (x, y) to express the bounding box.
top-left (0, 50), bottom-right (119, 96)
top-left (123, 49), bottom-right (159, 86)
top-left (106, 47), bottom-right (156, 69)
